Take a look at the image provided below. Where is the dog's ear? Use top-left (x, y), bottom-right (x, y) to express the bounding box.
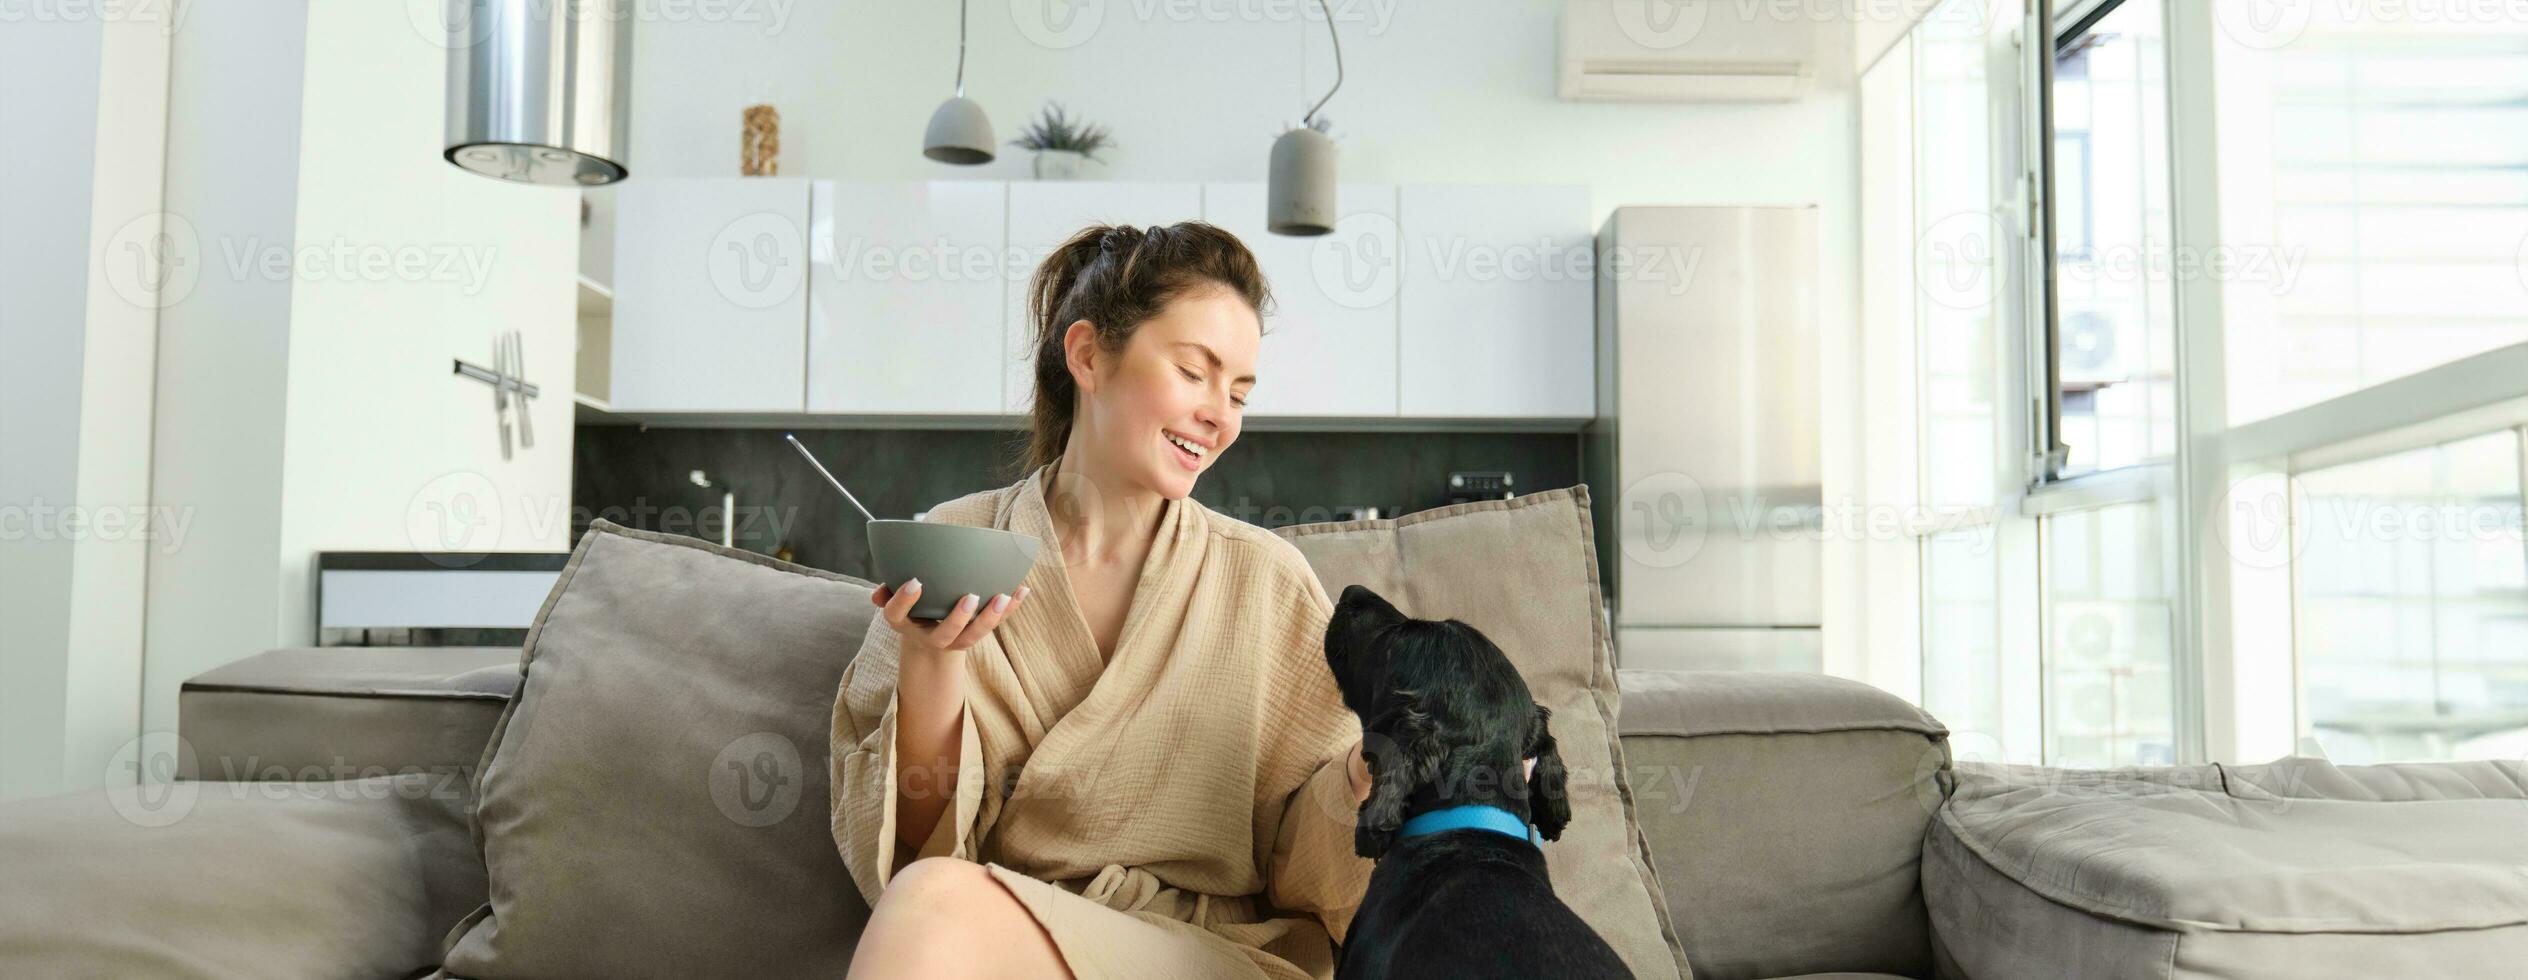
top-left (1524, 702), bottom-right (1572, 842)
top-left (1336, 584), bottom-right (1407, 626)
top-left (1356, 691), bottom-right (1445, 860)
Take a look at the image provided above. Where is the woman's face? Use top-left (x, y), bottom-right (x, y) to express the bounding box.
top-left (1069, 284), bottom-right (1258, 501)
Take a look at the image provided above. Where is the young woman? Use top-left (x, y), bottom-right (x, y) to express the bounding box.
top-left (831, 222), bottom-right (1376, 979)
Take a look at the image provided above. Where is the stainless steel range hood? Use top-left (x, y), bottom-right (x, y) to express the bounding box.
top-left (443, 0), bottom-right (633, 186)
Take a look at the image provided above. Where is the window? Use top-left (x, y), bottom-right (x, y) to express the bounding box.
top-left (2214, 13), bottom-right (2528, 425)
top-left (1863, 0), bottom-right (2528, 770)
top-left (2043, 0), bottom-right (2176, 480)
top-left (2296, 429), bottom-right (2528, 763)
top-left (2042, 498), bottom-right (2179, 766)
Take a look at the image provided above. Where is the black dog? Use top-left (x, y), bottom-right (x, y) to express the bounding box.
top-left (1322, 584), bottom-right (1631, 980)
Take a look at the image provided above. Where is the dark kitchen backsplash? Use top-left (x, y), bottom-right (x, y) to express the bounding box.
top-left (571, 425), bottom-right (1583, 578)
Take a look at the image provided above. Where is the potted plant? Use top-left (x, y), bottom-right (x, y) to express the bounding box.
top-left (1011, 102), bottom-right (1112, 180)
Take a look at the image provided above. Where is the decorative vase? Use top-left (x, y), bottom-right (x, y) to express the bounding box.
top-left (741, 103), bottom-right (780, 176)
top-left (1032, 149), bottom-right (1088, 180)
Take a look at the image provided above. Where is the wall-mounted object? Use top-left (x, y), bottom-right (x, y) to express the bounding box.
top-left (445, 0), bottom-right (635, 185)
top-left (1557, 0), bottom-right (1816, 102)
top-left (1267, 0), bottom-right (1343, 236)
top-left (453, 329), bottom-right (541, 460)
top-left (922, 0), bottom-right (994, 165)
top-left (742, 104), bottom-right (780, 175)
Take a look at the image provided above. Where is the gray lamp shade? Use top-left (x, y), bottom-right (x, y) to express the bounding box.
top-left (1267, 127), bottom-right (1336, 236)
top-left (923, 97), bottom-right (996, 165)
top-left (444, 0), bottom-right (633, 186)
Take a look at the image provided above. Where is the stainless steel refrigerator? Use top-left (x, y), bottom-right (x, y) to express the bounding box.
top-left (1583, 206), bottom-right (1822, 671)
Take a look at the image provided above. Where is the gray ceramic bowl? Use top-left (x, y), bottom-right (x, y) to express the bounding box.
top-left (868, 519), bottom-right (1044, 621)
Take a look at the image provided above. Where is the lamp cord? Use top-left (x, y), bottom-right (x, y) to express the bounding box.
top-left (1303, 0), bottom-right (1342, 126)
top-left (954, 0), bottom-right (970, 97)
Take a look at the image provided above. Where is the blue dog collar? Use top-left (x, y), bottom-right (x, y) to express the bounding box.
top-left (1398, 805), bottom-right (1540, 846)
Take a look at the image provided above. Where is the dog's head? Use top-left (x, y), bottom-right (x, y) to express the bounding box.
top-left (1323, 583), bottom-right (1572, 859)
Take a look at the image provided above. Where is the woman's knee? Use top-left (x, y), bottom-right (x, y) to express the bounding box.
top-left (876, 857), bottom-right (997, 922)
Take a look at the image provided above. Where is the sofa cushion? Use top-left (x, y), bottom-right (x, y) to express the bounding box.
top-left (179, 646), bottom-right (521, 781)
top-left (1927, 758), bottom-right (2528, 978)
top-left (1277, 486), bottom-right (1690, 980)
top-left (439, 520), bottom-right (878, 977)
top-left (1617, 669), bottom-right (1949, 980)
top-left (0, 772), bottom-right (482, 978)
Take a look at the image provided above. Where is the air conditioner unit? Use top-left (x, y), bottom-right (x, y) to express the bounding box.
top-left (1559, 0), bottom-right (1817, 103)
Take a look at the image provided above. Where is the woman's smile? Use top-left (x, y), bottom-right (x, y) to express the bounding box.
top-left (1162, 429), bottom-right (1210, 471)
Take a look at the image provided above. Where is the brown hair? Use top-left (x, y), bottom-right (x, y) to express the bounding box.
top-left (1014, 221), bottom-right (1271, 478)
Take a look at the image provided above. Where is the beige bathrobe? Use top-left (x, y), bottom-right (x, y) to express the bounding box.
top-left (830, 461), bottom-right (1376, 979)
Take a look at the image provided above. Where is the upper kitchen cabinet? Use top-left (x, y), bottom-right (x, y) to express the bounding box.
top-left (1397, 184), bottom-right (1595, 419)
top-left (1202, 182), bottom-right (1400, 418)
top-left (808, 181), bottom-right (1007, 414)
top-left (609, 177), bottom-right (810, 412)
top-left (1003, 181), bottom-right (1204, 412)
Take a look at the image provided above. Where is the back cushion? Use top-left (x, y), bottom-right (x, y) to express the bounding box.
top-left (1278, 486), bottom-right (1691, 980)
top-left (1617, 669), bottom-right (1950, 980)
top-left (440, 520), bottom-right (878, 977)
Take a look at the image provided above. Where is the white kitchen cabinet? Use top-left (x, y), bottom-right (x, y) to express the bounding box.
top-left (808, 181), bottom-right (1007, 414)
top-left (1201, 182), bottom-right (1400, 418)
top-left (609, 177), bottom-right (810, 412)
top-left (1397, 184), bottom-right (1595, 418)
top-left (1002, 181), bottom-right (1204, 412)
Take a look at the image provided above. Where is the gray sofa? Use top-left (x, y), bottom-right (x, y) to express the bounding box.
top-left (4, 651), bottom-right (2523, 979)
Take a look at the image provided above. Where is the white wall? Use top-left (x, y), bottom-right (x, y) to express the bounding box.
top-left (623, 2), bottom-right (1853, 229)
top-left (1, 8), bottom-right (171, 799)
top-left (0, 9), bottom-right (108, 799)
top-left (272, 0), bottom-right (579, 650)
top-left (142, 0), bottom-right (311, 755)
top-left (142, 0), bottom-right (578, 744)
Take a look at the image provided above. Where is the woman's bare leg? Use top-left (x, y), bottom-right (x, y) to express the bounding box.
top-left (846, 857), bottom-right (1075, 980)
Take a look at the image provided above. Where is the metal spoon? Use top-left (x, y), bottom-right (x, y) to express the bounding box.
top-left (785, 433), bottom-right (878, 524)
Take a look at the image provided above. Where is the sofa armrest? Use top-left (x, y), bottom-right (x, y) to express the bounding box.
top-left (180, 647), bottom-right (520, 781)
top-left (0, 773), bottom-right (485, 977)
top-left (1616, 669), bottom-right (1951, 980)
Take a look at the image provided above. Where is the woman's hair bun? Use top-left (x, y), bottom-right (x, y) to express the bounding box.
top-left (1098, 224), bottom-right (1145, 254)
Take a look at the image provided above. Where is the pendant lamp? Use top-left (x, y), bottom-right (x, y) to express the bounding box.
top-left (1268, 0), bottom-right (1344, 236)
top-left (923, 0), bottom-right (995, 165)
